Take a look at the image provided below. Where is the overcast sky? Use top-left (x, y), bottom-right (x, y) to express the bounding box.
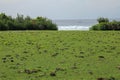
top-left (0, 0), bottom-right (120, 19)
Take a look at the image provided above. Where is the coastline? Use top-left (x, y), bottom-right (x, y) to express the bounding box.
top-left (53, 19), bottom-right (97, 31)
top-left (57, 25), bottom-right (90, 31)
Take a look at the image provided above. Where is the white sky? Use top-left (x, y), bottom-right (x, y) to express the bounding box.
top-left (0, 0), bottom-right (120, 19)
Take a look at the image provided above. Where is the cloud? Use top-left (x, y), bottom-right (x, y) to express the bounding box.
top-left (0, 0), bottom-right (120, 19)
top-left (86, 0), bottom-right (120, 9)
top-left (0, 0), bottom-right (22, 4)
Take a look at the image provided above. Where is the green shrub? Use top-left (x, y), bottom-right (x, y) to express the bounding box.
top-left (0, 13), bottom-right (57, 30)
top-left (90, 17), bottom-right (120, 30)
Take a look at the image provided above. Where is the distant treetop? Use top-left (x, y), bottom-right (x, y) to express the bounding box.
top-left (97, 17), bottom-right (109, 23)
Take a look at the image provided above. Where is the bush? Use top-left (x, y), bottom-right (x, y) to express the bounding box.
top-left (90, 18), bottom-right (120, 30)
top-left (0, 21), bottom-right (7, 30)
top-left (0, 13), bottom-right (57, 31)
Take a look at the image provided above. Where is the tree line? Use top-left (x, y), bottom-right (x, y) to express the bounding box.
top-left (0, 13), bottom-right (58, 30)
top-left (90, 17), bottom-right (120, 30)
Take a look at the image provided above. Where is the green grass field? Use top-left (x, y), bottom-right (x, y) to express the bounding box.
top-left (0, 31), bottom-right (120, 80)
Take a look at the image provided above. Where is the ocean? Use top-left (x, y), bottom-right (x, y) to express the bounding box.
top-left (53, 19), bottom-right (98, 30)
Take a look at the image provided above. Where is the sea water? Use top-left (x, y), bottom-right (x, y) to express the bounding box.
top-left (53, 19), bottom-right (98, 30)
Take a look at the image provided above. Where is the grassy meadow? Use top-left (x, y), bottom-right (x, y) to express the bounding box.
top-left (0, 31), bottom-right (120, 80)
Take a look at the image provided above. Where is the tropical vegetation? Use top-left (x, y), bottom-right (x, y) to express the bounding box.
top-left (90, 17), bottom-right (120, 30)
top-left (0, 13), bottom-right (57, 30)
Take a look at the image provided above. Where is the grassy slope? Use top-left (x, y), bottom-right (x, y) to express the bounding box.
top-left (0, 31), bottom-right (120, 80)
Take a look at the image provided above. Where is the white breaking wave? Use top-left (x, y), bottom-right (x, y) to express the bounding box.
top-left (57, 25), bottom-right (90, 31)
